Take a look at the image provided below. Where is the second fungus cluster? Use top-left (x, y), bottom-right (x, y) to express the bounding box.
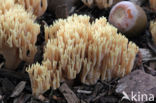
top-left (27, 14), bottom-right (139, 96)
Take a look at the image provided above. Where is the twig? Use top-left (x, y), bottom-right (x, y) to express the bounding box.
top-left (77, 89), bottom-right (92, 94)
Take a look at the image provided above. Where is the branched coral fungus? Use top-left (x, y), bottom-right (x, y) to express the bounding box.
top-left (0, 5), bottom-right (40, 69)
top-left (150, 20), bottom-right (156, 44)
top-left (27, 14), bottom-right (138, 96)
top-left (82, 0), bottom-right (121, 9)
top-left (0, 0), bottom-right (15, 14)
top-left (14, 0), bottom-right (47, 17)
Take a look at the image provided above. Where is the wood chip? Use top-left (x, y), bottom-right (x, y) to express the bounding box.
top-left (59, 83), bottom-right (80, 103)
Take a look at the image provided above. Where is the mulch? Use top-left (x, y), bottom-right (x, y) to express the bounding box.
top-left (0, 0), bottom-right (156, 103)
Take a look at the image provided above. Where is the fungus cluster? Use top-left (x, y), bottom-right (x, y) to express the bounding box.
top-left (82, 0), bottom-right (121, 9)
top-left (150, 20), bottom-right (156, 44)
top-left (27, 14), bottom-right (139, 96)
top-left (0, 5), bottom-right (40, 69)
top-left (14, 0), bottom-right (47, 17)
top-left (0, 0), bottom-right (15, 15)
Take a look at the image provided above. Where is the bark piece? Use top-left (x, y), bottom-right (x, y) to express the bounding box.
top-left (116, 70), bottom-right (156, 102)
top-left (59, 83), bottom-right (80, 103)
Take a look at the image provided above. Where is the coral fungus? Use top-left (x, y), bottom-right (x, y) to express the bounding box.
top-left (0, 0), bottom-right (15, 14)
top-left (82, 0), bottom-right (121, 9)
top-left (27, 14), bottom-right (138, 96)
top-left (14, 0), bottom-right (47, 17)
top-left (150, 20), bottom-right (156, 44)
top-left (0, 5), bottom-right (40, 69)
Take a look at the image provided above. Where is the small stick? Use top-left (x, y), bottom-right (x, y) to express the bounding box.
top-left (77, 89), bottom-right (92, 94)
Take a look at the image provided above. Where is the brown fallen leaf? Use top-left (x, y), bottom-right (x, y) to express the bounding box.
top-left (10, 81), bottom-right (26, 98)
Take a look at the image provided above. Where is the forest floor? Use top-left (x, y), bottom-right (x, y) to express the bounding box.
top-left (0, 0), bottom-right (156, 103)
